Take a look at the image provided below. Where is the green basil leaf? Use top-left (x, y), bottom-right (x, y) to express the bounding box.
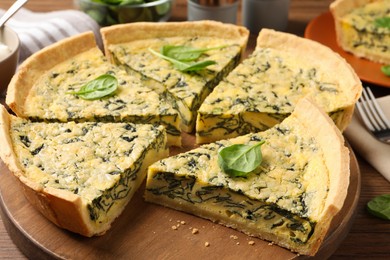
top-left (149, 48), bottom-right (216, 72)
top-left (149, 48), bottom-right (189, 70)
top-left (367, 194), bottom-right (390, 220)
top-left (161, 45), bottom-right (226, 62)
top-left (218, 141), bottom-right (265, 177)
top-left (181, 60), bottom-right (217, 72)
top-left (374, 17), bottom-right (390, 29)
top-left (67, 74), bottom-right (118, 100)
top-left (381, 65), bottom-right (390, 77)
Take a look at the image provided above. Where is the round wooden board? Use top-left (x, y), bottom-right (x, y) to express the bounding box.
top-left (0, 133), bottom-right (360, 260)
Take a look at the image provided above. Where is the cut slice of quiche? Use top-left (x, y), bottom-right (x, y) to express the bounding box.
top-left (5, 32), bottom-right (181, 146)
top-left (0, 105), bottom-right (168, 237)
top-left (330, 0), bottom-right (390, 64)
top-left (145, 97), bottom-right (350, 256)
top-left (196, 29), bottom-right (362, 144)
top-left (101, 21), bottom-right (249, 133)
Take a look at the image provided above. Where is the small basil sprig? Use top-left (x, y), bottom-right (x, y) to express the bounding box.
top-left (161, 45), bottom-right (226, 62)
top-left (218, 141), bottom-right (265, 177)
top-left (149, 48), bottom-right (216, 72)
top-left (374, 17), bottom-right (390, 29)
top-left (367, 194), bottom-right (390, 220)
top-left (67, 74), bottom-right (118, 100)
top-left (381, 65), bottom-right (390, 77)
top-left (149, 45), bottom-right (227, 72)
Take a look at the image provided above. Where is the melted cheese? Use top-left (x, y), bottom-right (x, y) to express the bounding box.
top-left (107, 36), bottom-right (242, 132)
top-left (196, 47), bottom-right (351, 143)
top-left (146, 112), bottom-right (329, 248)
top-left (10, 117), bottom-right (168, 226)
top-left (24, 48), bottom-right (181, 146)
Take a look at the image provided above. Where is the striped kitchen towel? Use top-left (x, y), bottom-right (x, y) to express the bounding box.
top-left (0, 8), bottom-right (101, 62)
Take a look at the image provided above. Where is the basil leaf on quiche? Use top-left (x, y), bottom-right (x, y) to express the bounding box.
top-left (218, 141), bottom-right (265, 177)
top-left (161, 45), bottom-right (226, 62)
top-left (67, 74), bottom-right (118, 100)
top-left (149, 48), bottom-right (216, 72)
top-left (367, 194), bottom-right (390, 220)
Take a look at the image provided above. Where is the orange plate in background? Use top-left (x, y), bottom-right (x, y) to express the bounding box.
top-left (304, 11), bottom-right (390, 88)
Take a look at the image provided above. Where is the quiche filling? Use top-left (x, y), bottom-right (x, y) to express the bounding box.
top-left (10, 119), bottom-right (167, 226)
top-left (339, 0), bottom-right (390, 62)
top-left (107, 36), bottom-right (243, 132)
top-left (146, 114), bottom-right (329, 248)
top-left (23, 47), bottom-right (181, 146)
top-left (148, 172), bottom-right (315, 244)
top-left (197, 47), bottom-right (350, 143)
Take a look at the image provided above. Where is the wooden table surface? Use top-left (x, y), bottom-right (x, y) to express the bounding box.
top-left (0, 0), bottom-right (389, 259)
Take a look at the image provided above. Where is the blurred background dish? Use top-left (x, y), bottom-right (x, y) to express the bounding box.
top-left (0, 8), bottom-right (101, 63)
top-left (0, 25), bottom-right (19, 98)
top-left (305, 12), bottom-right (390, 88)
top-left (75, 0), bottom-right (174, 26)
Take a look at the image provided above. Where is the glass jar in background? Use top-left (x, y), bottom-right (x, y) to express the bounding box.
top-left (187, 0), bottom-right (239, 24)
top-left (242, 0), bottom-right (290, 34)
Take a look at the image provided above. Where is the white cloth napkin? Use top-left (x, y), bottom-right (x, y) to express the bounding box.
top-left (344, 95), bottom-right (390, 182)
top-left (0, 8), bottom-right (101, 62)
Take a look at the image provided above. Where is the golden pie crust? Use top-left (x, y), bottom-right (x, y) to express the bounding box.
top-left (0, 105), bottom-right (97, 236)
top-left (287, 98), bottom-right (350, 255)
top-left (101, 20), bottom-right (249, 64)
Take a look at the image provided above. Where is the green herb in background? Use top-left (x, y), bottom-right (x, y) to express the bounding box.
top-left (381, 65), bottom-right (390, 77)
top-left (81, 0), bottom-right (172, 26)
top-left (149, 47), bottom-right (217, 72)
top-left (218, 141), bottom-right (266, 178)
top-left (367, 194), bottom-right (390, 220)
top-left (374, 17), bottom-right (390, 29)
top-left (67, 74), bottom-right (118, 100)
top-left (92, 0), bottom-right (145, 5)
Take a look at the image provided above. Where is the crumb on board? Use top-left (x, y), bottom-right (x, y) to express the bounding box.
top-left (230, 235), bottom-right (238, 240)
top-left (248, 241), bottom-right (255, 246)
top-left (192, 228), bottom-right (199, 234)
top-left (205, 242), bottom-right (210, 247)
top-left (171, 225), bottom-right (178, 230)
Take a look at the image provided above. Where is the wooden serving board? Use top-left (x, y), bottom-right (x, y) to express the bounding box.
top-left (0, 133), bottom-right (360, 260)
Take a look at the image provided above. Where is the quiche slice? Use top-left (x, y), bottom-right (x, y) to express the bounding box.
top-left (101, 21), bottom-right (249, 133)
top-left (145, 97), bottom-right (350, 256)
top-left (0, 105), bottom-right (168, 237)
top-left (5, 32), bottom-right (181, 146)
top-left (196, 29), bottom-right (362, 144)
top-left (330, 0), bottom-right (390, 64)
